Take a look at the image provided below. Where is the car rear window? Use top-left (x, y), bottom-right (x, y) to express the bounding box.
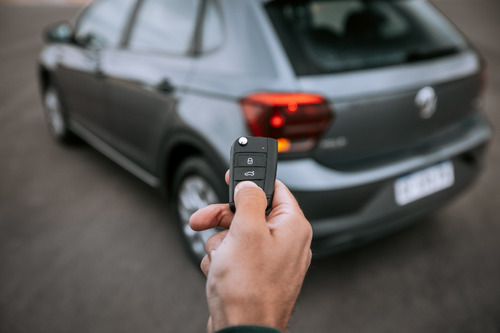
top-left (265, 0), bottom-right (468, 76)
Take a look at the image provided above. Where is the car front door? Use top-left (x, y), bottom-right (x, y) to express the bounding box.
top-left (54, 0), bottom-right (137, 141)
top-left (101, 0), bottom-right (201, 172)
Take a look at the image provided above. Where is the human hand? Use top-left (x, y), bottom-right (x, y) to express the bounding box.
top-left (189, 172), bottom-right (313, 333)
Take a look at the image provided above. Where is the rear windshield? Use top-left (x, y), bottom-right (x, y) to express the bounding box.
top-left (265, 0), bottom-right (468, 76)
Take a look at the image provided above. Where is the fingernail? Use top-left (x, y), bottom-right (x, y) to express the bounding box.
top-left (234, 181), bottom-right (259, 196)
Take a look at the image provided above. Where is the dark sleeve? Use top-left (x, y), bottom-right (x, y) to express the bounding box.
top-left (215, 325), bottom-right (281, 333)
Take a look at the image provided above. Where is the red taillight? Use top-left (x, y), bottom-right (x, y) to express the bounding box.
top-left (240, 92), bottom-right (333, 153)
top-left (270, 111), bottom-right (285, 128)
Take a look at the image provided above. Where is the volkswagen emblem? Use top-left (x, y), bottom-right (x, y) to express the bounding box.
top-left (415, 86), bottom-right (437, 119)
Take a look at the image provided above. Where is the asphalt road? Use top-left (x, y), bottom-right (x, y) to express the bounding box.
top-left (0, 2), bottom-right (499, 333)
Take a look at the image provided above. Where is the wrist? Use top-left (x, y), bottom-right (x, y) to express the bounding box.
top-left (215, 325), bottom-right (282, 333)
top-left (210, 295), bottom-right (291, 333)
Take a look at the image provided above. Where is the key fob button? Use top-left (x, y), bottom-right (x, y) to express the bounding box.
top-left (234, 153), bottom-right (266, 167)
top-left (233, 167), bottom-right (266, 181)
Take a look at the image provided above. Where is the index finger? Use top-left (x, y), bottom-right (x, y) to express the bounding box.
top-left (266, 180), bottom-right (311, 238)
top-left (189, 203), bottom-right (234, 231)
top-left (270, 180), bottom-right (303, 215)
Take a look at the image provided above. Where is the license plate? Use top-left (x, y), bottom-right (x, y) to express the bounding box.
top-left (394, 161), bottom-right (454, 206)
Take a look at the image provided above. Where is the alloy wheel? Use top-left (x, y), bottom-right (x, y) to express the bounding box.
top-left (177, 175), bottom-right (220, 260)
top-left (44, 88), bottom-right (65, 137)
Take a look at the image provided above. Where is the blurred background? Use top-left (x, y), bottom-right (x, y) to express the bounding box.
top-left (0, 0), bottom-right (499, 332)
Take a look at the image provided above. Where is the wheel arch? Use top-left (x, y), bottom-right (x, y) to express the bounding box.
top-left (38, 65), bottom-right (52, 94)
top-left (159, 129), bottom-right (228, 201)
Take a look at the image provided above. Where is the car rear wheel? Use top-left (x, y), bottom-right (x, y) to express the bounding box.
top-left (43, 86), bottom-right (74, 143)
top-left (172, 157), bottom-right (226, 262)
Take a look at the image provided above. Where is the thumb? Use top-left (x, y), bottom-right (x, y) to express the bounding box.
top-left (231, 181), bottom-right (268, 232)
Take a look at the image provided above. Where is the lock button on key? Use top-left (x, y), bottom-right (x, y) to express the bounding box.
top-left (235, 153), bottom-right (266, 167)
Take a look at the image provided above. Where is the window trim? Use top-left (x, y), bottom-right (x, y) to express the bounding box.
top-left (73, 0), bottom-right (139, 50)
top-left (120, 0), bottom-right (144, 48)
top-left (191, 0), bottom-right (226, 56)
top-left (122, 0), bottom-right (205, 57)
top-left (189, 0), bottom-right (207, 56)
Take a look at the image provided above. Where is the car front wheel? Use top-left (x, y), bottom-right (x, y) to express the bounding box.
top-left (43, 85), bottom-right (74, 143)
top-left (172, 157), bottom-right (226, 262)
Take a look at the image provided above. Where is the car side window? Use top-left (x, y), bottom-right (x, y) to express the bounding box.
top-left (74, 0), bottom-right (136, 48)
top-left (200, 0), bottom-right (224, 52)
top-left (128, 0), bottom-right (200, 55)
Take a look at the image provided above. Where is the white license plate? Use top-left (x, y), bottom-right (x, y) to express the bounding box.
top-left (394, 161), bottom-right (455, 206)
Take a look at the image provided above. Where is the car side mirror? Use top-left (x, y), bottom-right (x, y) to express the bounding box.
top-left (44, 21), bottom-right (73, 43)
top-left (75, 33), bottom-right (106, 50)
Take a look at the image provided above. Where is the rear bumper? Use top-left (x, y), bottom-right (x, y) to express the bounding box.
top-left (309, 146), bottom-right (485, 257)
top-left (278, 112), bottom-right (492, 256)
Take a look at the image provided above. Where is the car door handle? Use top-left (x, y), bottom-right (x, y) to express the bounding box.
top-left (156, 79), bottom-right (175, 93)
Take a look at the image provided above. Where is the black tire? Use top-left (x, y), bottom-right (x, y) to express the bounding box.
top-left (171, 156), bottom-right (227, 263)
top-left (42, 85), bottom-right (75, 143)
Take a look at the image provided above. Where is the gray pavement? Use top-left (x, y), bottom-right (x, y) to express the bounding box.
top-left (0, 1), bottom-right (499, 333)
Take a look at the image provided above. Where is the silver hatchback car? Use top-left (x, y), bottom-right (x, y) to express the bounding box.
top-left (39, 0), bottom-right (492, 261)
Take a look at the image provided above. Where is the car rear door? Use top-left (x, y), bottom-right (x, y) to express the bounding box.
top-left (100, 0), bottom-right (201, 172)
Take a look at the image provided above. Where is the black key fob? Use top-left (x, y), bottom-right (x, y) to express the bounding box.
top-left (229, 136), bottom-right (278, 215)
